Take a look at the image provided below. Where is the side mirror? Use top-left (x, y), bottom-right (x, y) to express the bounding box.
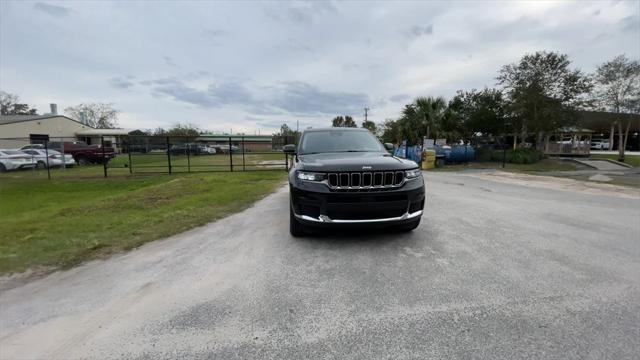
top-left (384, 143), bottom-right (394, 151)
top-left (283, 144), bottom-right (296, 154)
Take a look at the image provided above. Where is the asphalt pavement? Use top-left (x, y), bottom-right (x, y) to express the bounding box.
top-left (1, 171), bottom-right (639, 359)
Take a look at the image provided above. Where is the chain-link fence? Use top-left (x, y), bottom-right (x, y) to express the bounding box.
top-left (0, 135), bottom-right (291, 179)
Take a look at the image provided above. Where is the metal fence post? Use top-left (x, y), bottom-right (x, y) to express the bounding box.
top-left (229, 136), bottom-right (233, 172)
top-left (127, 137), bottom-right (133, 174)
top-left (101, 136), bottom-right (107, 178)
top-left (285, 153), bottom-right (289, 171)
top-left (242, 136), bottom-right (246, 171)
top-left (166, 136), bottom-right (172, 174)
top-left (44, 140), bottom-right (51, 180)
top-left (187, 136), bottom-right (191, 173)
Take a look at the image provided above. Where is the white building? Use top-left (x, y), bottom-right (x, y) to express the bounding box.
top-left (0, 105), bottom-right (129, 151)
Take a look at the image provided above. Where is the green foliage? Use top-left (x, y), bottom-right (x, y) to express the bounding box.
top-left (593, 54), bottom-right (640, 114)
top-left (503, 148), bottom-right (543, 164)
top-left (449, 88), bottom-right (507, 137)
top-left (475, 148), bottom-right (543, 164)
top-left (332, 115), bottom-right (357, 127)
top-left (379, 119), bottom-right (401, 144)
top-left (157, 124), bottom-right (201, 137)
top-left (398, 96), bottom-right (450, 144)
top-left (361, 119), bottom-right (377, 133)
top-left (497, 51), bottom-right (593, 141)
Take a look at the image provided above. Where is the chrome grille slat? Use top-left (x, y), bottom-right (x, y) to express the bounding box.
top-left (326, 171), bottom-right (405, 190)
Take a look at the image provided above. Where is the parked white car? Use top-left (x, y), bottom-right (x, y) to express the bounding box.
top-left (20, 149), bottom-right (76, 168)
top-left (0, 150), bottom-right (38, 172)
top-left (202, 145), bottom-right (217, 154)
top-left (19, 144), bottom-right (45, 151)
top-left (590, 140), bottom-right (610, 150)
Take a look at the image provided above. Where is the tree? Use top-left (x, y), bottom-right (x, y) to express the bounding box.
top-left (166, 124), bottom-right (200, 137)
top-left (449, 88), bottom-right (507, 139)
top-left (593, 54), bottom-right (640, 162)
top-left (275, 123), bottom-right (300, 143)
top-left (331, 115), bottom-right (357, 127)
top-left (65, 103), bottom-right (119, 129)
top-left (379, 119), bottom-right (401, 144)
top-left (396, 96), bottom-right (450, 144)
top-left (497, 51), bottom-right (592, 148)
top-left (362, 119), bottom-right (377, 133)
top-left (0, 91), bottom-right (38, 115)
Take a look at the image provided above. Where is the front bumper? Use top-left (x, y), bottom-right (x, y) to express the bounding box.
top-left (290, 177), bottom-right (425, 225)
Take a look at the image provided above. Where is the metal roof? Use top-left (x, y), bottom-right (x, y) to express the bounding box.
top-left (0, 114), bottom-right (92, 127)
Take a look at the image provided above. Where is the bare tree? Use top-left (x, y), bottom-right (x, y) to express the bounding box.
top-left (593, 55), bottom-right (640, 162)
top-left (0, 91), bottom-right (38, 115)
top-left (65, 103), bottom-right (119, 129)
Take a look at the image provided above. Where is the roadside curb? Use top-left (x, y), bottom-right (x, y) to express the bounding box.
top-left (602, 159), bottom-right (633, 168)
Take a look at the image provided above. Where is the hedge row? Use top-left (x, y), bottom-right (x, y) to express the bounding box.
top-left (475, 148), bottom-right (543, 164)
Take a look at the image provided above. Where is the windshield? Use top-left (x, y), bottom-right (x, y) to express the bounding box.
top-left (299, 130), bottom-right (385, 155)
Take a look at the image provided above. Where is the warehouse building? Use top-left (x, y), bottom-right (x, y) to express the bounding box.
top-left (0, 104), bottom-right (128, 151)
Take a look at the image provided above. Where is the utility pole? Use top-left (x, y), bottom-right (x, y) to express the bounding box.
top-left (364, 107), bottom-right (370, 122)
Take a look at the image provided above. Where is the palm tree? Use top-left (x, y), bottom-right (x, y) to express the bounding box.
top-left (414, 96), bottom-right (448, 140)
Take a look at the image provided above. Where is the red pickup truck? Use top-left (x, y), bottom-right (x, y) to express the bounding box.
top-left (48, 141), bottom-right (116, 165)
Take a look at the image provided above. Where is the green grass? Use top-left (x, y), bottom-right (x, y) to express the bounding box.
top-left (0, 171), bottom-right (286, 274)
top-left (430, 159), bottom-right (578, 173)
top-left (591, 154), bottom-right (640, 168)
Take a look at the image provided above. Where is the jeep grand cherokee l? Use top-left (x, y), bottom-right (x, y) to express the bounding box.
top-left (284, 128), bottom-right (425, 236)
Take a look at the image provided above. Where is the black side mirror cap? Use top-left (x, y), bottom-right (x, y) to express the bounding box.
top-left (283, 144), bottom-right (296, 154)
top-left (384, 143), bottom-right (394, 150)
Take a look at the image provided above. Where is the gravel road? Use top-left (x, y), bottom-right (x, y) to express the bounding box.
top-left (1, 171), bottom-right (639, 359)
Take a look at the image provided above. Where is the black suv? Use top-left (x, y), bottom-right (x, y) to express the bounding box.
top-left (284, 128), bottom-right (425, 236)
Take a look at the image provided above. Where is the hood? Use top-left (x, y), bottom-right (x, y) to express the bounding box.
top-left (298, 152), bottom-right (418, 172)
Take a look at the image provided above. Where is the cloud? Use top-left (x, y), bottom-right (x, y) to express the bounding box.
top-left (109, 76), bottom-right (135, 89)
top-left (202, 29), bottom-right (227, 45)
top-left (33, 2), bottom-right (72, 17)
top-left (407, 24), bottom-right (434, 38)
top-left (271, 81), bottom-right (369, 116)
top-left (620, 15), bottom-right (639, 33)
top-left (163, 56), bottom-right (178, 67)
top-left (139, 78), bottom-right (368, 116)
top-left (264, 1), bottom-right (337, 25)
top-left (390, 94), bottom-right (411, 102)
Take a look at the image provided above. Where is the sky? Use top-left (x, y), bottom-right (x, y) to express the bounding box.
top-left (1, 0), bottom-right (638, 134)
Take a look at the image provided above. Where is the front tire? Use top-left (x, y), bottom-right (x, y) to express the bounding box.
top-left (76, 156), bottom-right (89, 166)
top-left (290, 205), bottom-right (305, 237)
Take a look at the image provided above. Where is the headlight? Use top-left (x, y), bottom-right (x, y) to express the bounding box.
top-left (297, 171), bottom-right (325, 181)
top-left (405, 169), bottom-right (422, 179)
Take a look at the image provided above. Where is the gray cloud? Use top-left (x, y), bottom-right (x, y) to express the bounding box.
top-left (271, 81), bottom-right (368, 116)
top-left (265, 1), bottom-right (337, 25)
top-left (109, 76), bottom-right (135, 89)
top-left (407, 24), bottom-right (434, 38)
top-left (390, 94), bottom-right (411, 102)
top-left (620, 15), bottom-right (639, 33)
top-left (140, 78), bottom-right (367, 116)
top-left (34, 2), bottom-right (72, 17)
top-left (202, 29), bottom-right (227, 45)
top-left (163, 56), bottom-right (178, 67)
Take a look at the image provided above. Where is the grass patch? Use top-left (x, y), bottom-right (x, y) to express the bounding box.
top-left (591, 154), bottom-right (640, 168)
top-left (0, 171), bottom-right (286, 274)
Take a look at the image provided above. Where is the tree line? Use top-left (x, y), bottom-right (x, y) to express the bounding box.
top-left (375, 52), bottom-right (639, 162)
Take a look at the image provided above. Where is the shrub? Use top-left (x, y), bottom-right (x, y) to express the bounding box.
top-left (482, 148), bottom-right (543, 164)
top-left (506, 148), bottom-right (543, 164)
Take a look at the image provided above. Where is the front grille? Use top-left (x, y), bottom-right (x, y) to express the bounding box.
top-left (327, 171), bottom-right (405, 189)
